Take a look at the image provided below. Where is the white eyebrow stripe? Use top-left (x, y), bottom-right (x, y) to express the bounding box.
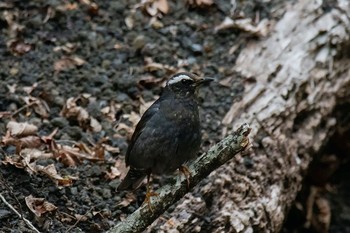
top-left (167, 74), bottom-right (192, 85)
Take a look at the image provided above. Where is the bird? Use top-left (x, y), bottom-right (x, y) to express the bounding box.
top-left (117, 72), bottom-right (213, 202)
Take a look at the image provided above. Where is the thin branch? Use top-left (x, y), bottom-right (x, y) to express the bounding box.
top-left (107, 123), bottom-right (251, 233)
top-left (65, 206), bottom-right (94, 233)
top-left (0, 193), bottom-right (41, 233)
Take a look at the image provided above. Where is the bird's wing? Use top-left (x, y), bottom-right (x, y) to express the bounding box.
top-left (125, 99), bottom-right (160, 166)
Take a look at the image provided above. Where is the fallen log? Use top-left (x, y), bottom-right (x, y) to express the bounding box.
top-left (143, 0), bottom-right (350, 232)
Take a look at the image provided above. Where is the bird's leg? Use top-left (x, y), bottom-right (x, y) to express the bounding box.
top-left (179, 165), bottom-right (191, 190)
top-left (142, 173), bottom-right (158, 211)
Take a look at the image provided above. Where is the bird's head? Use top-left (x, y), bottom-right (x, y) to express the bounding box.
top-left (166, 72), bottom-right (213, 97)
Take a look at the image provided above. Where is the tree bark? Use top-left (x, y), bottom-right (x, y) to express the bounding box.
top-left (144, 1), bottom-right (350, 232)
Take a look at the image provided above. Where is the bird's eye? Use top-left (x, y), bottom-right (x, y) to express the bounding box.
top-left (181, 79), bottom-right (193, 85)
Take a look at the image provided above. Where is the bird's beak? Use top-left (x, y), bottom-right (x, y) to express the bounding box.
top-left (195, 77), bottom-right (214, 86)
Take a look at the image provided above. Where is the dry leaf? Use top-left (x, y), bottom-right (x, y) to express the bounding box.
top-left (144, 62), bottom-right (165, 72)
top-left (105, 158), bottom-right (126, 179)
top-left (103, 144), bottom-right (120, 154)
top-left (74, 214), bottom-right (88, 222)
top-left (16, 136), bottom-right (43, 150)
top-left (7, 121), bottom-right (38, 137)
top-left (8, 40), bottom-right (33, 56)
top-left (118, 193), bottom-right (137, 207)
top-left (53, 43), bottom-right (77, 53)
top-left (218, 76), bottom-right (234, 87)
top-left (23, 96), bottom-right (50, 118)
top-left (115, 123), bottom-right (134, 137)
top-left (186, 0), bottom-right (213, 8)
top-left (2, 155), bottom-right (25, 169)
top-left (105, 166), bottom-right (121, 179)
top-left (41, 128), bottom-right (59, 144)
top-left (93, 143), bottom-right (105, 160)
top-left (125, 15), bottom-right (134, 29)
top-left (153, 0), bottom-right (169, 14)
top-left (138, 75), bottom-right (165, 89)
top-left (54, 56), bottom-right (86, 72)
top-left (0, 111), bottom-right (11, 119)
top-left (36, 164), bottom-right (76, 187)
top-left (144, 57), bottom-right (176, 73)
top-left (25, 195), bottom-right (57, 217)
top-left (215, 17), bottom-right (271, 37)
top-left (61, 97), bottom-right (90, 129)
top-left (113, 43), bottom-right (124, 50)
top-left (100, 102), bottom-right (120, 122)
top-left (7, 84), bottom-right (17, 93)
top-left (90, 117), bottom-right (102, 132)
top-left (135, 0), bottom-right (169, 16)
top-left (80, 0), bottom-right (99, 15)
top-left (52, 142), bottom-right (104, 166)
top-left (66, 3), bottom-right (78, 10)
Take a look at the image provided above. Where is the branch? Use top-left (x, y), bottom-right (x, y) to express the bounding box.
top-left (0, 193), bottom-right (40, 233)
top-left (107, 123), bottom-right (251, 233)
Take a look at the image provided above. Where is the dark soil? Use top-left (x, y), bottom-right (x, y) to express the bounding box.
top-left (0, 1), bottom-right (349, 233)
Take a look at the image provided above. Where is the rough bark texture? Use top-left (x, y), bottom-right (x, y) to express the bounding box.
top-left (107, 124), bottom-right (251, 233)
top-left (145, 1), bottom-right (350, 232)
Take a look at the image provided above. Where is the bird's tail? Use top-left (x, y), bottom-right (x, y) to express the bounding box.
top-left (117, 167), bottom-right (147, 191)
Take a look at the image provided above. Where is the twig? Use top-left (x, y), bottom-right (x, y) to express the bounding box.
top-left (0, 193), bottom-right (41, 233)
top-left (107, 123), bottom-right (251, 233)
top-left (0, 148), bottom-right (40, 232)
top-left (11, 101), bottom-right (37, 117)
top-left (65, 207), bottom-right (94, 233)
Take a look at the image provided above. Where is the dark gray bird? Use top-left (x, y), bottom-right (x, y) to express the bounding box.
top-left (117, 72), bottom-right (213, 192)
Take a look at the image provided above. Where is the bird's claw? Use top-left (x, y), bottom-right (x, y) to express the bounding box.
top-left (179, 165), bottom-right (192, 191)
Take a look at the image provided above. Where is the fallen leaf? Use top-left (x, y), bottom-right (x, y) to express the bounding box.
top-left (153, 0), bottom-right (169, 14)
top-left (41, 128), bottom-right (59, 144)
top-left (215, 17), bottom-right (271, 37)
top-left (54, 56), bottom-right (86, 72)
top-left (118, 193), bottom-right (137, 207)
top-left (218, 76), bottom-right (234, 87)
top-left (25, 195), bottom-right (57, 217)
top-left (74, 214), bottom-right (88, 222)
top-left (103, 144), bottom-right (120, 154)
top-left (90, 117), bottom-right (102, 132)
top-left (61, 97), bottom-right (90, 129)
top-left (22, 96), bottom-right (50, 118)
top-left (105, 166), bottom-right (121, 179)
top-left (144, 57), bottom-right (176, 73)
top-left (80, 0), bottom-right (99, 15)
top-left (186, 0), bottom-right (213, 8)
top-left (101, 102), bottom-right (120, 122)
top-left (8, 40), bottom-right (33, 56)
top-left (0, 111), bottom-right (11, 119)
top-left (7, 84), bottom-right (17, 93)
top-left (36, 164), bottom-right (76, 187)
top-left (53, 42), bottom-right (77, 53)
top-left (138, 75), bottom-right (165, 89)
top-left (6, 121), bottom-right (38, 137)
top-left (135, 0), bottom-right (169, 16)
top-left (125, 15), bottom-right (134, 29)
top-left (115, 123), bottom-right (134, 137)
top-left (2, 155), bottom-right (25, 169)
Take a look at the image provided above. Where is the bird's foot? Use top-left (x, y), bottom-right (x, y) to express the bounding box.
top-left (179, 165), bottom-right (192, 190)
top-left (143, 189), bottom-right (158, 212)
